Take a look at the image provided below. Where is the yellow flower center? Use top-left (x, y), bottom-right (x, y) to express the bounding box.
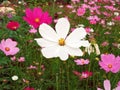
top-left (58, 38), bottom-right (65, 46)
top-left (5, 47), bottom-right (10, 51)
top-left (108, 64), bottom-right (112, 69)
top-left (35, 18), bottom-right (40, 23)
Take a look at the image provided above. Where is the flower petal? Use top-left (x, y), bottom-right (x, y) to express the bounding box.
top-left (97, 88), bottom-right (103, 90)
top-left (104, 79), bottom-right (111, 90)
top-left (66, 27), bottom-right (87, 44)
top-left (114, 86), bottom-right (120, 90)
top-left (41, 45), bottom-right (59, 58)
top-left (66, 46), bottom-right (83, 56)
top-left (35, 38), bottom-right (57, 47)
top-left (55, 18), bottom-right (70, 39)
top-left (39, 23), bottom-right (58, 42)
top-left (58, 46), bottom-right (69, 61)
top-left (66, 40), bottom-right (90, 48)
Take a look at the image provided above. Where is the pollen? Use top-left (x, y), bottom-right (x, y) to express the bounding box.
top-left (35, 18), bottom-right (40, 23)
top-left (108, 64), bottom-right (112, 69)
top-left (59, 38), bottom-right (65, 46)
top-left (5, 47), bottom-right (10, 51)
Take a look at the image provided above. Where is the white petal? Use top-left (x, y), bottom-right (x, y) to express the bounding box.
top-left (66, 27), bottom-right (87, 44)
top-left (39, 23), bottom-right (58, 42)
top-left (35, 38), bottom-right (57, 47)
top-left (41, 45), bottom-right (59, 58)
top-left (58, 46), bottom-right (69, 61)
top-left (55, 18), bottom-right (70, 39)
top-left (66, 46), bottom-right (83, 56)
top-left (66, 40), bottom-right (90, 48)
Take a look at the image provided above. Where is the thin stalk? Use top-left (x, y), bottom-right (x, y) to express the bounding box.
top-left (67, 61), bottom-right (70, 90)
top-left (56, 73), bottom-right (59, 90)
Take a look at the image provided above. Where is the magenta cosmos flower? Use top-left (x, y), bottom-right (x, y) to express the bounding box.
top-left (74, 58), bottom-right (89, 65)
top-left (77, 7), bottom-right (86, 16)
top-left (0, 38), bottom-right (19, 56)
top-left (23, 87), bottom-right (35, 90)
top-left (6, 21), bottom-right (20, 30)
top-left (99, 54), bottom-right (120, 73)
top-left (23, 7), bottom-right (52, 28)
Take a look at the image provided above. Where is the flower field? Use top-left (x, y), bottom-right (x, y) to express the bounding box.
top-left (0, 0), bottom-right (120, 90)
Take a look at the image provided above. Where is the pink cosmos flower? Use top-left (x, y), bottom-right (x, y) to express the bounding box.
top-left (23, 87), bottom-right (35, 90)
top-left (87, 15), bottom-right (100, 24)
top-left (6, 21), bottom-right (20, 30)
top-left (99, 54), bottom-right (120, 73)
top-left (73, 70), bottom-right (92, 80)
top-left (27, 65), bottom-right (37, 69)
top-left (85, 27), bottom-right (94, 34)
top-left (18, 57), bottom-right (25, 62)
top-left (74, 59), bottom-right (89, 65)
top-left (80, 71), bottom-right (92, 79)
top-left (101, 41), bottom-right (109, 46)
top-left (117, 81), bottom-right (120, 86)
top-left (29, 26), bottom-right (37, 34)
top-left (77, 7), bottom-right (86, 16)
top-left (97, 79), bottom-right (120, 90)
top-left (23, 7), bottom-right (52, 28)
top-left (0, 38), bottom-right (19, 56)
top-left (10, 56), bottom-right (16, 61)
top-left (113, 16), bottom-right (120, 21)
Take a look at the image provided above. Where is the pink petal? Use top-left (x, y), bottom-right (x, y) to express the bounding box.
top-left (104, 79), bottom-right (111, 90)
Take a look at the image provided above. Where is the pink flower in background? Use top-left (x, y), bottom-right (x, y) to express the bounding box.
top-left (77, 7), bottom-right (86, 16)
top-left (73, 70), bottom-right (80, 76)
top-left (101, 41), bottom-right (109, 46)
top-left (80, 71), bottom-right (92, 79)
top-left (117, 81), bottom-right (120, 86)
top-left (10, 56), bottom-right (16, 61)
top-left (23, 87), bottom-right (35, 90)
top-left (99, 54), bottom-right (120, 73)
top-left (74, 59), bottom-right (89, 65)
top-left (87, 15), bottom-right (100, 24)
top-left (97, 79), bottom-right (120, 90)
top-left (113, 16), bottom-right (120, 21)
top-left (85, 27), bottom-right (94, 34)
top-left (29, 26), bottom-right (37, 34)
top-left (0, 38), bottom-right (19, 56)
top-left (6, 21), bottom-right (20, 30)
top-left (104, 5), bottom-right (116, 11)
top-left (27, 65), bottom-right (37, 69)
top-left (66, 5), bottom-right (74, 9)
top-left (18, 57), bottom-right (25, 62)
top-left (23, 7), bottom-right (52, 28)
top-left (73, 70), bottom-right (92, 80)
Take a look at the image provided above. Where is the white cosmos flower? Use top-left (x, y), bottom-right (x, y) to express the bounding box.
top-left (35, 18), bottom-right (90, 60)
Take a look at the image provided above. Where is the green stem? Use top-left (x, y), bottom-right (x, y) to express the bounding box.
top-left (56, 73), bottom-right (59, 90)
top-left (67, 61), bottom-right (70, 90)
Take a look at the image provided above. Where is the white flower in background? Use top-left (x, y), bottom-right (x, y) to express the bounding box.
top-left (118, 44), bottom-right (120, 49)
top-left (77, 24), bottom-right (85, 28)
top-left (107, 21), bottom-right (115, 26)
top-left (12, 75), bottom-right (18, 81)
top-left (114, 12), bottom-right (119, 16)
top-left (35, 18), bottom-right (90, 60)
top-left (85, 43), bottom-right (100, 55)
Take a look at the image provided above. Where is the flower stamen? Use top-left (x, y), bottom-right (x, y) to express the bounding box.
top-left (35, 18), bottom-right (40, 23)
top-left (59, 38), bottom-right (65, 46)
top-left (5, 47), bottom-right (10, 51)
top-left (108, 64), bottom-right (112, 69)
